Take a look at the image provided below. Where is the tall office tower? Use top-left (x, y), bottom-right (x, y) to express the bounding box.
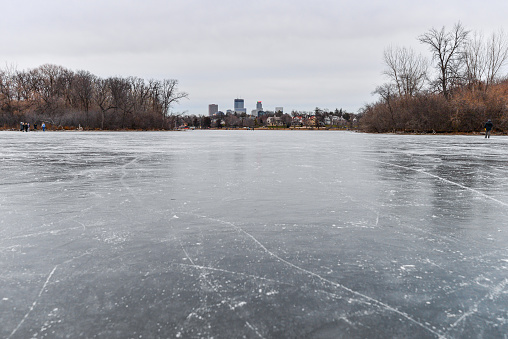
top-left (252, 101), bottom-right (263, 116)
top-left (234, 99), bottom-right (246, 114)
top-left (234, 99), bottom-right (244, 111)
top-left (208, 104), bottom-right (218, 116)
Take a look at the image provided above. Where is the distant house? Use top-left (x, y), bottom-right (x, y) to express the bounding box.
top-left (291, 116), bottom-right (304, 127)
top-left (324, 116), bottom-right (343, 125)
top-left (305, 115), bottom-right (317, 127)
top-left (267, 116), bottom-right (284, 126)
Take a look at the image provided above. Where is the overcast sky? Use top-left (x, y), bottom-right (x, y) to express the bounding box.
top-left (2, 0), bottom-right (508, 115)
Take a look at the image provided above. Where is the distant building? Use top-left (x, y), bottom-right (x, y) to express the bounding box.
top-left (208, 104), bottom-right (218, 116)
top-left (234, 98), bottom-right (246, 114)
top-left (267, 116), bottom-right (284, 126)
top-left (252, 101), bottom-right (263, 116)
top-left (291, 116), bottom-right (304, 127)
top-left (234, 99), bottom-right (244, 110)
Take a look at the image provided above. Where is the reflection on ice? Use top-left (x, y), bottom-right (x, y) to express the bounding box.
top-left (1, 131), bottom-right (508, 338)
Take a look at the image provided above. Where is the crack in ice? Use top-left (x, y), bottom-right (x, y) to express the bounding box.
top-left (7, 265), bottom-right (58, 339)
top-left (363, 158), bottom-right (508, 208)
top-left (4, 226), bottom-right (84, 241)
top-left (178, 263), bottom-right (291, 285)
top-left (6, 251), bottom-right (92, 339)
top-left (178, 240), bottom-right (265, 338)
top-left (119, 156), bottom-right (143, 203)
top-left (447, 278), bottom-right (508, 333)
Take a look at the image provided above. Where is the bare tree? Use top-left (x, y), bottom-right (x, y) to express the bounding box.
top-left (0, 64), bottom-right (17, 112)
top-left (463, 29), bottom-right (508, 91)
top-left (73, 70), bottom-right (96, 127)
top-left (147, 79), bottom-right (162, 114)
top-left (463, 31), bottom-right (487, 91)
top-left (419, 22), bottom-right (469, 98)
top-left (383, 46), bottom-right (428, 97)
top-left (93, 78), bottom-right (114, 130)
top-left (486, 29), bottom-right (508, 88)
top-left (108, 77), bottom-right (133, 129)
top-left (14, 70), bottom-right (36, 107)
top-left (373, 83), bottom-right (398, 129)
top-left (129, 76), bottom-right (151, 114)
top-left (159, 79), bottom-right (188, 129)
top-left (28, 64), bottom-right (72, 113)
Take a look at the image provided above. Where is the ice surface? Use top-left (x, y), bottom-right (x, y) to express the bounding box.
top-left (1, 130), bottom-right (508, 338)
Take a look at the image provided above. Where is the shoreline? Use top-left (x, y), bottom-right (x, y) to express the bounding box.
top-left (0, 127), bottom-right (504, 135)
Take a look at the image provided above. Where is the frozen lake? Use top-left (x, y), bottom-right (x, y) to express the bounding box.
top-left (1, 130), bottom-right (508, 338)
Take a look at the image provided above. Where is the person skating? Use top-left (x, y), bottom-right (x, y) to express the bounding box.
top-left (485, 119), bottom-right (493, 138)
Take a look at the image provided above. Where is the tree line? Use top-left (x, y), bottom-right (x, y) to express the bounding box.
top-left (360, 23), bottom-right (508, 133)
top-left (0, 64), bottom-right (188, 130)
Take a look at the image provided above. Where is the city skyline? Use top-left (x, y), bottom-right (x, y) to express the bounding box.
top-left (1, 1), bottom-right (508, 115)
top-left (208, 98), bottom-right (269, 115)
top-left (208, 98), bottom-right (285, 117)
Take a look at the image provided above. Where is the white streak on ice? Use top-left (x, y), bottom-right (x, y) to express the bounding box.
top-left (178, 240), bottom-right (266, 339)
top-left (4, 226), bottom-right (84, 241)
top-left (179, 243), bottom-right (196, 266)
top-left (363, 158), bottom-right (508, 208)
top-left (7, 265), bottom-right (58, 339)
top-left (447, 278), bottom-right (508, 333)
top-left (6, 252), bottom-right (91, 339)
top-left (245, 321), bottom-right (265, 338)
top-left (119, 156), bottom-right (142, 203)
top-left (178, 263), bottom-right (289, 285)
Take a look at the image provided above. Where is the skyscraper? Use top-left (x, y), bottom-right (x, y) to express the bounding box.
top-left (208, 104), bottom-right (218, 116)
top-left (234, 99), bottom-right (246, 114)
top-left (252, 101), bottom-right (263, 116)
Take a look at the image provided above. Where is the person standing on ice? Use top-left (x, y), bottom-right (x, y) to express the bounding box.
top-left (42, 122), bottom-right (46, 131)
top-left (484, 119), bottom-right (493, 138)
